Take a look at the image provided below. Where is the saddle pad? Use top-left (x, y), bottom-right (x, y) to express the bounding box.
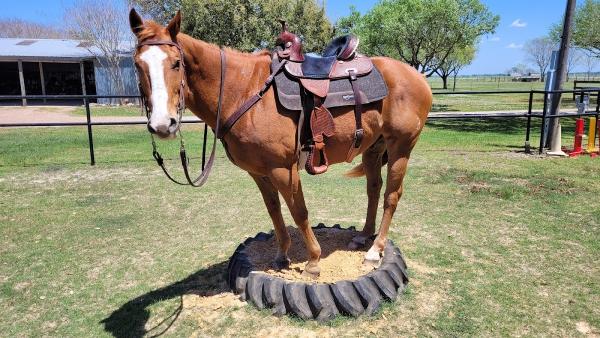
top-left (273, 63), bottom-right (389, 111)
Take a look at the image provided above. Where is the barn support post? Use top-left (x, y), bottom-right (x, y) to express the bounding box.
top-left (38, 62), bottom-right (46, 104)
top-left (79, 61), bottom-right (87, 105)
top-left (17, 60), bottom-right (26, 107)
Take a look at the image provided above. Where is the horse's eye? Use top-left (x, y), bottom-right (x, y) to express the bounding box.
top-left (172, 60), bottom-right (181, 70)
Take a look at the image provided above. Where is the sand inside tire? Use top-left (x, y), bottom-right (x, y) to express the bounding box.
top-left (245, 226), bottom-right (376, 284)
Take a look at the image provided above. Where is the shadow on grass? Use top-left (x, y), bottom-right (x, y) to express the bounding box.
top-left (426, 117), bottom-right (536, 134)
top-left (0, 156), bottom-right (199, 168)
top-left (431, 103), bottom-right (460, 112)
top-left (101, 261), bottom-right (229, 338)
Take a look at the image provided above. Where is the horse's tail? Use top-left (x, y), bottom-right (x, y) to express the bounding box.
top-left (344, 151), bottom-right (388, 178)
top-left (344, 162), bottom-right (365, 178)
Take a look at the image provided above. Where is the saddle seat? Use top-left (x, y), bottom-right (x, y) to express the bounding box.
top-left (300, 35), bottom-right (360, 79)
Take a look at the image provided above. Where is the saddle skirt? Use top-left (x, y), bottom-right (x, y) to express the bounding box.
top-left (272, 59), bottom-right (389, 111)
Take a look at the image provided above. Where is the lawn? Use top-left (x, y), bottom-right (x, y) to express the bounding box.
top-left (0, 118), bottom-right (599, 337)
top-left (72, 105), bottom-right (200, 119)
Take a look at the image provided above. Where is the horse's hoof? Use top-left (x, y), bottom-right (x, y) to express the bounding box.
top-left (363, 248), bottom-right (381, 268)
top-left (362, 258), bottom-right (381, 270)
top-left (302, 263), bottom-right (320, 279)
top-left (273, 257), bottom-right (291, 270)
top-left (301, 269), bottom-right (320, 279)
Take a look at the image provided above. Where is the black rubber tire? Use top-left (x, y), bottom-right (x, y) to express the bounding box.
top-left (227, 225), bottom-right (409, 321)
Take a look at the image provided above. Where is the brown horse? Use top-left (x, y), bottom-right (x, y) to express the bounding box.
top-left (129, 9), bottom-right (432, 278)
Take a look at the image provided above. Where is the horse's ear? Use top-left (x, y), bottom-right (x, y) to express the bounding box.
top-left (129, 8), bottom-right (144, 37)
top-left (167, 11), bottom-right (181, 41)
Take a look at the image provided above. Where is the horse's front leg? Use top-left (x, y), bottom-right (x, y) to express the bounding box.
top-left (269, 167), bottom-right (321, 278)
top-left (250, 174), bottom-right (291, 269)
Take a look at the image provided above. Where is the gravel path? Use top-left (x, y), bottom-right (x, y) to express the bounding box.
top-left (0, 106), bottom-right (200, 124)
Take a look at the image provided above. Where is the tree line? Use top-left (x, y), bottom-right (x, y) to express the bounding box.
top-left (2, 0), bottom-right (500, 90)
top-left (132, 0), bottom-right (499, 89)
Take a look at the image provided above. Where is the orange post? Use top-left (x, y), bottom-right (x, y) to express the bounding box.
top-left (568, 118), bottom-right (585, 157)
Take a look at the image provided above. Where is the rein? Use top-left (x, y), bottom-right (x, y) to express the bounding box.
top-left (136, 39), bottom-right (225, 187)
top-left (136, 38), bottom-right (284, 187)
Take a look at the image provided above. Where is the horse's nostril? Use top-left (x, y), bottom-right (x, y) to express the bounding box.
top-left (169, 118), bottom-right (177, 127)
top-left (147, 123), bottom-right (156, 134)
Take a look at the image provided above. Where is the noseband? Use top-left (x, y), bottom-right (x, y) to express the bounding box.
top-left (135, 39), bottom-right (225, 187)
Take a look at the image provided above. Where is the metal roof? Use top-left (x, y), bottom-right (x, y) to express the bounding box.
top-left (0, 38), bottom-right (133, 62)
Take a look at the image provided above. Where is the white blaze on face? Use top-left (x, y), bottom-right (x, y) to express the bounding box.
top-left (140, 46), bottom-right (171, 133)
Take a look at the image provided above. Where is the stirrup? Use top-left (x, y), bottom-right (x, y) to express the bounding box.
top-left (353, 128), bottom-right (364, 148)
top-left (305, 143), bottom-right (329, 175)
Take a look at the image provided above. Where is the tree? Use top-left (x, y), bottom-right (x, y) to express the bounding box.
top-left (550, 0), bottom-right (600, 58)
top-left (433, 44), bottom-right (476, 90)
top-left (566, 47), bottom-right (583, 81)
top-left (127, 0), bottom-right (181, 25)
top-left (132, 0), bottom-right (333, 52)
top-left (334, 5), bottom-right (361, 35)
top-left (581, 51), bottom-right (599, 79)
top-left (573, 0), bottom-right (600, 57)
top-left (0, 18), bottom-right (69, 38)
top-left (65, 0), bottom-right (132, 102)
top-left (337, 0), bottom-right (499, 76)
top-left (524, 37), bottom-right (555, 81)
top-left (507, 63), bottom-right (535, 76)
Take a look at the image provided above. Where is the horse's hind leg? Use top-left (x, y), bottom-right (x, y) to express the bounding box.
top-left (365, 139), bottom-right (413, 264)
top-left (250, 174), bottom-right (291, 269)
top-left (349, 137), bottom-right (386, 250)
top-left (269, 167), bottom-right (321, 278)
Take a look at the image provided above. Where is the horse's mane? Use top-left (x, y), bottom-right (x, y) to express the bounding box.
top-left (137, 21), bottom-right (271, 59)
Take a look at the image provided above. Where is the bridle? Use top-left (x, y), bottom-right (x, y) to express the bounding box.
top-left (135, 39), bottom-right (225, 187)
top-left (135, 38), bottom-right (284, 188)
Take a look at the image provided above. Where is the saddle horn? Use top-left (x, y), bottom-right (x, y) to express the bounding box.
top-left (275, 20), bottom-right (304, 62)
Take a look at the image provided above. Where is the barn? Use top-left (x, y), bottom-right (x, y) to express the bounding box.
top-left (0, 38), bottom-right (139, 105)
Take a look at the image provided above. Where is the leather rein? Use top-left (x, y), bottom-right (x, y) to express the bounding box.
top-left (136, 39), bottom-right (284, 187)
top-left (136, 39), bottom-right (224, 187)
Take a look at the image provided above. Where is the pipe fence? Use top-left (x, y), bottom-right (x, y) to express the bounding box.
top-left (0, 89), bottom-right (599, 165)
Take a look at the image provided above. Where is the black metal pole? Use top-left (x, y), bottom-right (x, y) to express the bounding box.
top-left (546, 0), bottom-right (576, 147)
top-left (84, 99), bottom-right (95, 165)
top-left (525, 91), bottom-right (534, 153)
top-left (540, 93), bottom-right (549, 154)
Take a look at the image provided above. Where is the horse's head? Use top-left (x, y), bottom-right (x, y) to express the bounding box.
top-left (130, 9), bottom-right (184, 139)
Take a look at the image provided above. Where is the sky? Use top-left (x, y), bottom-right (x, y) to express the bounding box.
top-left (0, 0), bottom-right (574, 75)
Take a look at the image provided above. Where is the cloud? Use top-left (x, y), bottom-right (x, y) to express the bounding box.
top-left (489, 36), bottom-right (501, 42)
top-left (507, 43), bottom-right (523, 49)
top-left (511, 19), bottom-right (527, 28)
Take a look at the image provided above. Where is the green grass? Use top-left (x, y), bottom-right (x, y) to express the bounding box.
top-left (73, 105), bottom-right (143, 117)
top-left (0, 119), bottom-right (599, 336)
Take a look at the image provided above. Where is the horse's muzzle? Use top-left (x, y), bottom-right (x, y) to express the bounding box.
top-left (147, 118), bottom-right (178, 139)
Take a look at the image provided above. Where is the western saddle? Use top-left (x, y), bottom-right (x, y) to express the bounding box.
top-left (274, 22), bottom-right (374, 175)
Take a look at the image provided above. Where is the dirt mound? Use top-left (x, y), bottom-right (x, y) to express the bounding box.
top-left (245, 226), bottom-right (375, 283)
